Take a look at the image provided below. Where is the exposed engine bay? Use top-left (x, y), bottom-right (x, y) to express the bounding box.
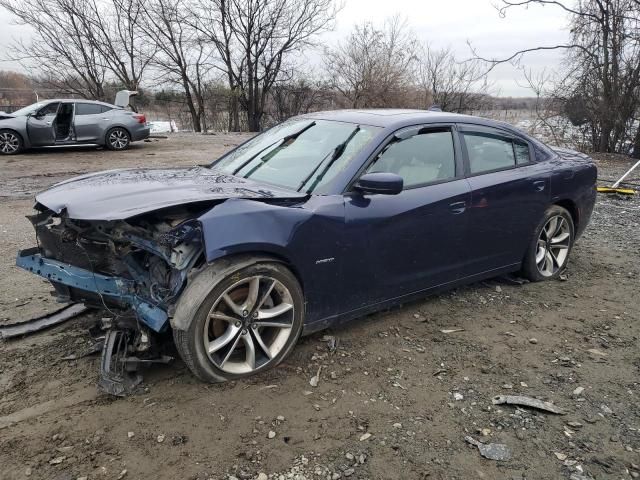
top-left (28, 203), bottom-right (205, 310)
top-left (17, 203), bottom-right (209, 395)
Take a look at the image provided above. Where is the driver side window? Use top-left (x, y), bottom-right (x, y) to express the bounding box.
top-left (36, 103), bottom-right (60, 116)
top-left (367, 129), bottom-right (456, 189)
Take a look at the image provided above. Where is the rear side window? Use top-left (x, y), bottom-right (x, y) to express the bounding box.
top-left (100, 105), bottom-right (113, 113)
top-left (367, 130), bottom-right (456, 188)
top-left (75, 103), bottom-right (103, 115)
top-left (462, 131), bottom-right (531, 174)
top-left (514, 141), bottom-right (531, 165)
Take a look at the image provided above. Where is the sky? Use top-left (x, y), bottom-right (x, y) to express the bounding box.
top-left (0, 0), bottom-right (571, 97)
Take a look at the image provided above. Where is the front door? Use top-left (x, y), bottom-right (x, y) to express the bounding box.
top-left (27, 102), bottom-right (60, 146)
top-left (458, 125), bottom-right (551, 274)
top-left (343, 125), bottom-right (471, 306)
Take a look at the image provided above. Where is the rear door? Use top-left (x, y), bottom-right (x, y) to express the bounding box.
top-left (74, 103), bottom-right (108, 142)
top-left (458, 124), bottom-right (551, 275)
top-left (344, 125), bottom-right (471, 305)
top-left (26, 102), bottom-right (59, 146)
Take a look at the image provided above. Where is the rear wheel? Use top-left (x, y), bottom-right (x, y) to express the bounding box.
top-left (0, 129), bottom-right (23, 155)
top-left (522, 205), bottom-right (574, 282)
top-left (105, 127), bottom-right (131, 151)
top-left (173, 261), bottom-right (304, 383)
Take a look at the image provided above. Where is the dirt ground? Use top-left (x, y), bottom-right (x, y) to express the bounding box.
top-left (0, 134), bottom-right (638, 480)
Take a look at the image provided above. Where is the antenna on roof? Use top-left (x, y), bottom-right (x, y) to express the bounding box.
top-left (428, 105), bottom-right (443, 112)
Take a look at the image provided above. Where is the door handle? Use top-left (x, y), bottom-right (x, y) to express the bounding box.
top-left (45, 121), bottom-right (52, 125)
top-left (449, 201), bottom-right (466, 214)
top-left (101, 117), bottom-right (110, 121)
top-left (533, 180), bottom-right (546, 192)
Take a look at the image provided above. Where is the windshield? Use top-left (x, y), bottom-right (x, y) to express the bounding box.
top-left (212, 119), bottom-right (381, 193)
top-left (10, 102), bottom-right (48, 116)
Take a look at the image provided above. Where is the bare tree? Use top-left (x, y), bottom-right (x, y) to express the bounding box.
top-left (1, 0), bottom-right (155, 100)
top-left (416, 45), bottom-right (490, 112)
top-left (268, 75), bottom-right (330, 123)
top-left (83, 0), bottom-right (156, 91)
top-left (472, 0), bottom-right (640, 156)
top-left (195, 0), bottom-right (339, 132)
top-left (517, 68), bottom-right (592, 149)
top-left (324, 16), bottom-right (418, 108)
top-left (140, 0), bottom-right (213, 132)
top-left (0, 70), bottom-right (36, 107)
top-left (1, 0), bottom-right (109, 99)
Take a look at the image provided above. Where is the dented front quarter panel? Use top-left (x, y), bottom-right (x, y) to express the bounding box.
top-left (197, 195), bottom-right (347, 325)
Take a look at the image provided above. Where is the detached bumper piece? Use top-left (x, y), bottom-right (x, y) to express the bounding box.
top-left (99, 328), bottom-right (173, 396)
top-left (16, 248), bottom-right (168, 332)
top-left (99, 329), bottom-right (143, 396)
top-left (0, 303), bottom-right (88, 340)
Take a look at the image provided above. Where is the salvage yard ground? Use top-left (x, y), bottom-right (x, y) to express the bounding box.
top-left (0, 134), bottom-right (639, 480)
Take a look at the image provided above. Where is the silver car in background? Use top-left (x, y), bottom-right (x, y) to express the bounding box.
top-left (0, 97), bottom-right (150, 155)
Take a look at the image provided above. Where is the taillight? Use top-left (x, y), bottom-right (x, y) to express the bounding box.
top-left (133, 114), bottom-right (146, 124)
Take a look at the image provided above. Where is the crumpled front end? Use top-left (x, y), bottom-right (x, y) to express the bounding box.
top-left (16, 204), bottom-right (206, 332)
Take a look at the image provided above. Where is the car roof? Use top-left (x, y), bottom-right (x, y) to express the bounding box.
top-left (42, 99), bottom-right (119, 108)
top-left (301, 108), bottom-right (522, 134)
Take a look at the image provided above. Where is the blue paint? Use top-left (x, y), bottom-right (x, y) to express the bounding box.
top-left (16, 110), bottom-right (598, 336)
top-left (199, 115), bottom-right (597, 331)
top-left (16, 250), bottom-right (168, 332)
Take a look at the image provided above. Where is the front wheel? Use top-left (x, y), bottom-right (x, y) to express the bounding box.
top-left (173, 261), bottom-right (304, 383)
top-left (522, 205), bottom-right (574, 282)
top-left (105, 127), bottom-right (131, 151)
top-left (0, 129), bottom-right (23, 155)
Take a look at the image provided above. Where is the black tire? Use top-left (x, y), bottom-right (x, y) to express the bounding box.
top-left (105, 127), bottom-right (131, 151)
top-left (522, 205), bottom-right (575, 282)
top-left (0, 129), bottom-right (24, 155)
top-left (173, 261), bottom-right (304, 383)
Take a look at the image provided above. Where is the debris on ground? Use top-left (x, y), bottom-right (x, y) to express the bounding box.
top-left (464, 436), bottom-right (512, 461)
top-left (309, 366), bottom-right (322, 387)
top-left (0, 303), bottom-right (87, 340)
top-left (587, 348), bottom-right (608, 357)
top-left (321, 334), bottom-right (338, 352)
top-left (492, 395), bottom-right (566, 414)
top-left (440, 328), bottom-right (465, 334)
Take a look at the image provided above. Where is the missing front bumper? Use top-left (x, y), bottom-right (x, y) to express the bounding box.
top-left (16, 248), bottom-right (169, 332)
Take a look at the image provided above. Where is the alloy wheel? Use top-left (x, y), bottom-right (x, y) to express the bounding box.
top-left (108, 129), bottom-right (129, 149)
top-left (0, 132), bottom-right (20, 154)
top-left (203, 276), bottom-right (294, 374)
top-left (536, 215), bottom-right (571, 277)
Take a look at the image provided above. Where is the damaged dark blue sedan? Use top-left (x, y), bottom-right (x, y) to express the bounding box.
top-left (16, 109), bottom-right (597, 390)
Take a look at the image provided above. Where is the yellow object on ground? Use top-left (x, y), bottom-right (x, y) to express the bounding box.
top-left (596, 186), bottom-right (636, 195)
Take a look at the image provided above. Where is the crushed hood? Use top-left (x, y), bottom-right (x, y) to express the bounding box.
top-left (36, 167), bottom-right (306, 220)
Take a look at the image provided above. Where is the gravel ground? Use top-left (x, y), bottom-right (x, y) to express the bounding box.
top-left (0, 135), bottom-right (638, 480)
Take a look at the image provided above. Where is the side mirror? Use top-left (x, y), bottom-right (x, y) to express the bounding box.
top-left (354, 172), bottom-right (403, 195)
